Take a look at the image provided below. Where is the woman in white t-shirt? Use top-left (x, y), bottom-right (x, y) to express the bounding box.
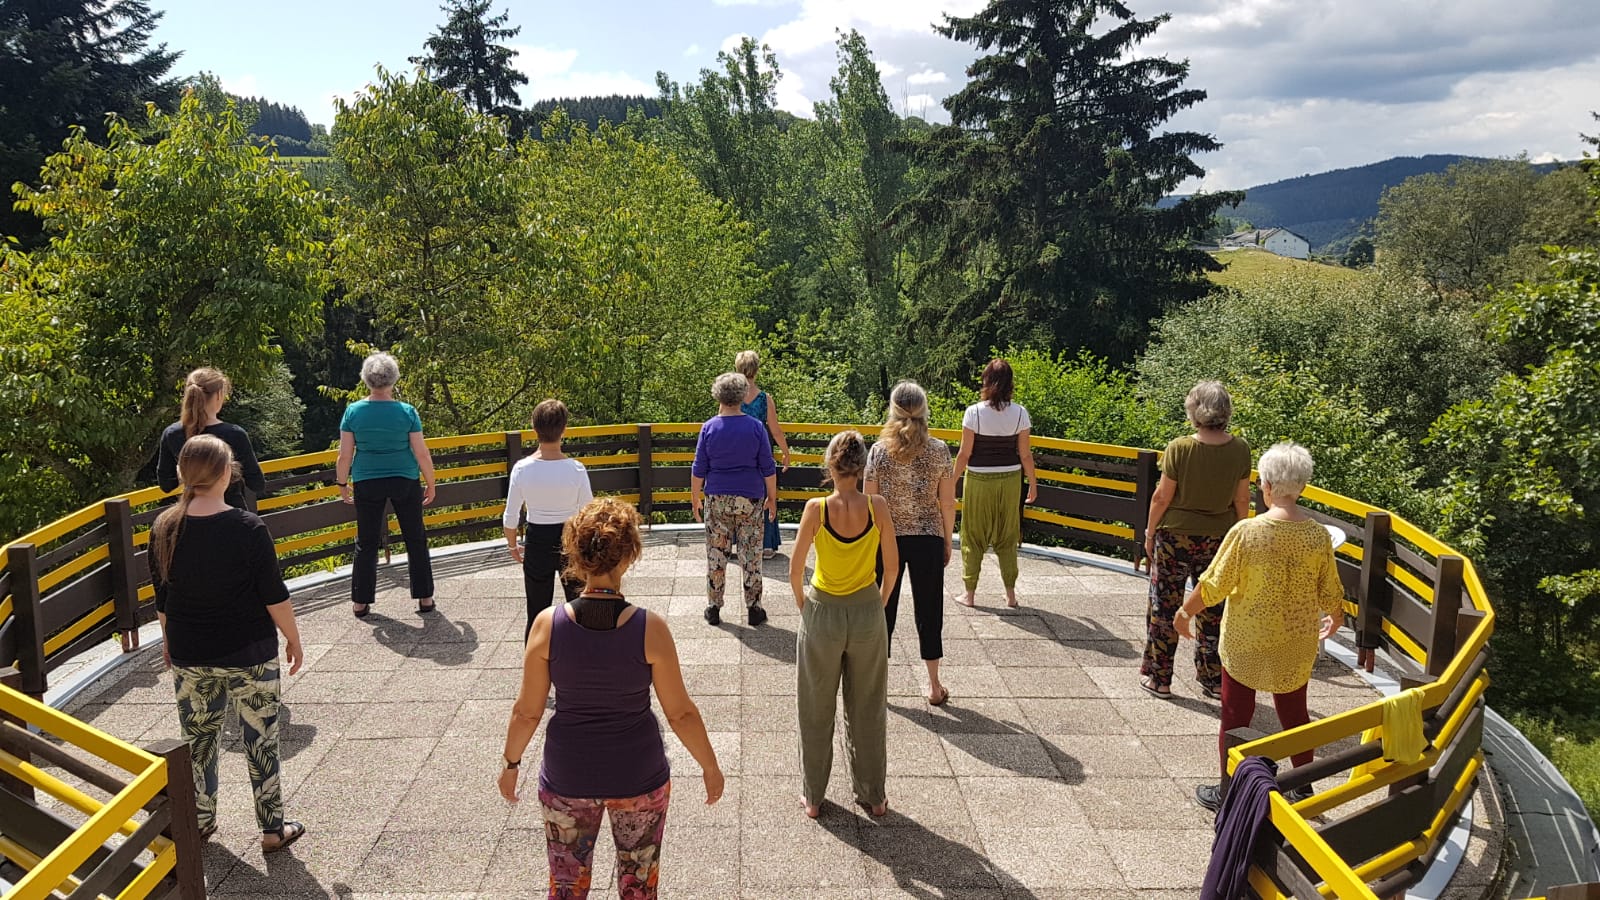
top-left (952, 359), bottom-right (1038, 608)
top-left (503, 399), bottom-right (594, 639)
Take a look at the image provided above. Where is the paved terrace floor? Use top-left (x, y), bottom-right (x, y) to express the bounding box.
top-left (55, 533), bottom-right (1493, 899)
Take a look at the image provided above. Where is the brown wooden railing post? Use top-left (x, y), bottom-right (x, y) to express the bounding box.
top-left (1132, 450), bottom-right (1159, 567)
top-left (504, 431), bottom-right (523, 472)
top-left (7, 543), bottom-right (46, 697)
top-left (105, 498), bottom-right (143, 652)
top-left (1427, 555), bottom-right (1465, 678)
top-left (637, 425), bottom-right (654, 520)
top-left (0, 667), bottom-right (33, 802)
top-left (1356, 512), bottom-right (1392, 672)
top-left (146, 737), bottom-right (207, 898)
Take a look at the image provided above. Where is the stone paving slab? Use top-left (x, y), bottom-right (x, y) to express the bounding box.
top-left (52, 535), bottom-right (1402, 898)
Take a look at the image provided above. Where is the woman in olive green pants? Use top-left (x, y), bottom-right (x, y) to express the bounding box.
top-left (790, 431), bottom-right (899, 819)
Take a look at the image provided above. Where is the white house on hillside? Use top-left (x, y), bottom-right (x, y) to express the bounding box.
top-left (1220, 227), bottom-right (1312, 260)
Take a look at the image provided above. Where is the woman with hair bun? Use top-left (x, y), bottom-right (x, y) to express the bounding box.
top-left (156, 367), bottom-right (265, 510)
top-left (790, 430), bottom-right (897, 819)
top-left (149, 434), bottom-right (305, 852)
top-left (865, 381), bottom-right (955, 706)
top-left (499, 498), bottom-right (724, 899)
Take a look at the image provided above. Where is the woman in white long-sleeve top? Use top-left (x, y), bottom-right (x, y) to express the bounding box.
top-left (504, 399), bottom-right (594, 640)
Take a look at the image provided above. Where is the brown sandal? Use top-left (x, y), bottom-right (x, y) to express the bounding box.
top-left (927, 687), bottom-right (950, 707)
top-left (263, 821), bottom-right (306, 854)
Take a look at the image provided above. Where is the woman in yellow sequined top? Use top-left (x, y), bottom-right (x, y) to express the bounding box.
top-left (1174, 441), bottom-right (1345, 811)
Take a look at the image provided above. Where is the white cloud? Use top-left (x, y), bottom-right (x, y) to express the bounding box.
top-left (901, 93), bottom-right (937, 118)
top-left (683, 43), bottom-right (701, 58)
top-left (220, 74), bottom-right (261, 97)
top-left (721, 32), bottom-right (753, 55)
top-left (905, 68), bottom-right (946, 86)
top-left (510, 45), bottom-right (653, 102)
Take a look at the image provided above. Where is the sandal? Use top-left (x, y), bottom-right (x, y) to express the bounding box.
top-left (263, 821), bottom-right (306, 854)
top-left (352, 603), bottom-right (370, 619)
top-left (416, 599), bottom-right (437, 614)
top-left (1140, 676), bottom-right (1173, 700)
top-left (927, 687), bottom-right (950, 707)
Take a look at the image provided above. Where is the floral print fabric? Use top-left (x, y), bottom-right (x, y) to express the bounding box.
top-left (704, 493), bottom-right (764, 608)
top-left (539, 781), bottom-right (671, 899)
top-left (171, 661), bottom-right (283, 833)
top-left (1141, 530), bottom-right (1224, 692)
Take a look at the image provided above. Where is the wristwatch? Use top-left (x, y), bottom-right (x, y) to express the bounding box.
top-left (503, 756), bottom-right (521, 770)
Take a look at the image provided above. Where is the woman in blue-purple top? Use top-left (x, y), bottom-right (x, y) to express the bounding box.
top-left (691, 372), bottom-right (778, 628)
top-left (499, 498), bottom-right (723, 900)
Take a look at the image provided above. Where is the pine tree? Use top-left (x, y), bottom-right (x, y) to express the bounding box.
top-left (410, 0), bottom-right (527, 119)
top-left (0, 0), bottom-right (180, 243)
top-left (895, 0), bottom-right (1240, 371)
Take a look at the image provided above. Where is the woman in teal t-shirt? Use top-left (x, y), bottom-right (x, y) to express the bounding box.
top-left (336, 352), bottom-right (438, 618)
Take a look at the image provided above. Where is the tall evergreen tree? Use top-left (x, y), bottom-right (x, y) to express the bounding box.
top-left (0, 0), bottom-right (180, 243)
top-left (409, 0), bottom-right (527, 120)
top-left (895, 0), bottom-right (1239, 372)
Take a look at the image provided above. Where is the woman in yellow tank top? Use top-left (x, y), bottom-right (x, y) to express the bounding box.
top-left (789, 430), bottom-right (899, 819)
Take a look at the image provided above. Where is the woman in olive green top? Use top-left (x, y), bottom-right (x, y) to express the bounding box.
top-left (1139, 381), bottom-right (1251, 700)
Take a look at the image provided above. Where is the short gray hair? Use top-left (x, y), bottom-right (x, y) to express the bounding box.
top-left (712, 372), bottom-right (748, 407)
top-left (361, 352), bottom-right (400, 390)
top-left (1185, 380), bottom-right (1233, 430)
top-left (1258, 442), bottom-right (1313, 497)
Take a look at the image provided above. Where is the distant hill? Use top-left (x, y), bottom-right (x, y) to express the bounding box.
top-left (1170, 155), bottom-right (1567, 254)
top-left (526, 95), bottom-right (664, 138)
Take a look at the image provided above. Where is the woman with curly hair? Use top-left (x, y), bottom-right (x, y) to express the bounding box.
top-left (499, 498), bottom-right (724, 899)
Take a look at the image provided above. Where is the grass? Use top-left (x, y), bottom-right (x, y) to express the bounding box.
top-left (1206, 248), bottom-right (1365, 290)
top-left (1511, 714), bottom-right (1600, 822)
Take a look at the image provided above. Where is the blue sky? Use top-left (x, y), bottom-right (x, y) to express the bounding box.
top-left (151, 0), bottom-right (1600, 190)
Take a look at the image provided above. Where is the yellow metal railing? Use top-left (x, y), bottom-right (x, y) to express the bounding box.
top-left (0, 683), bottom-right (178, 899)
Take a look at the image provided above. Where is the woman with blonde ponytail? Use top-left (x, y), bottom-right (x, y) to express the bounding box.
top-left (155, 367), bottom-right (266, 510)
top-left (150, 435), bottom-right (306, 853)
top-left (865, 381), bottom-right (956, 705)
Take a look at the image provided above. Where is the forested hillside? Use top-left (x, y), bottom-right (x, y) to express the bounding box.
top-left (1173, 154), bottom-right (1572, 254)
top-left (526, 94), bottom-right (664, 137)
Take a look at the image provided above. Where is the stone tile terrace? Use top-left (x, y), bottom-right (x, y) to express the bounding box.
top-left (58, 532), bottom-right (1394, 899)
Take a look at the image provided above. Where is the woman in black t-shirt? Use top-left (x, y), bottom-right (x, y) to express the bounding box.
top-left (150, 434), bottom-right (306, 852)
top-left (155, 367), bottom-right (266, 510)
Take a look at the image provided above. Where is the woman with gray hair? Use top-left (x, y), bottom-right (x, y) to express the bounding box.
top-left (1173, 442), bottom-right (1344, 810)
top-left (691, 372), bottom-right (777, 627)
top-left (336, 352), bottom-right (438, 618)
top-left (1139, 380), bottom-right (1251, 700)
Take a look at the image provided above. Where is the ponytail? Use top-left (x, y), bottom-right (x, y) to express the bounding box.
top-left (151, 434), bottom-right (236, 581)
top-left (179, 367), bottom-right (232, 438)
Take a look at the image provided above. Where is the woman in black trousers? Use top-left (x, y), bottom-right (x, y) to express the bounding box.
top-left (502, 399), bottom-right (594, 639)
top-left (336, 352), bottom-right (437, 618)
top-left (865, 381), bottom-right (957, 705)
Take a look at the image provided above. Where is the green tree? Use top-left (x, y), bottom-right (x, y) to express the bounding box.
top-left (410, 0), bottom-right (528, 120)
top-left (332, 68), bottom-right (535, 434)
top-left (1375, 157), bottom-right (1542, 300)
top-left (1341, 236), bottom-right (1375, 268)
top-left (894, 0), bottom-right (1239, 375)
top-left (0, 91), bottom-right (330, 537)
top-left (0, 0), bottom-right (181, 244)
top-left (523, 115), bottom-right (764, 423)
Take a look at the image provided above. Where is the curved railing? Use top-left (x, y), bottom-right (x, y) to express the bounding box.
top-left (0, 424), bottom-right (1495, 899)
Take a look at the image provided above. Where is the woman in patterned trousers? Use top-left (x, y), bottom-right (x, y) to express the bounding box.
top-left (150, 434), bottom-right (306, 851)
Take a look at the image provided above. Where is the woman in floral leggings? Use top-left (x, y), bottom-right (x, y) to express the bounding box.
top-left (499, 498), bottom-right (724, 899)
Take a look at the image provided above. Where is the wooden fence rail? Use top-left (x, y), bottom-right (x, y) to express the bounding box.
top-left (0, 423), bottom-right (1498, 899)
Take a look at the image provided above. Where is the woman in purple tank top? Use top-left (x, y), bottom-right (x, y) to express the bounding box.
top-left (498, 498), bottom-right (725, 899)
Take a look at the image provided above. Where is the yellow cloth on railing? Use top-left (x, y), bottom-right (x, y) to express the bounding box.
top-left (1350, 687), bottom-right (1428, 780)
